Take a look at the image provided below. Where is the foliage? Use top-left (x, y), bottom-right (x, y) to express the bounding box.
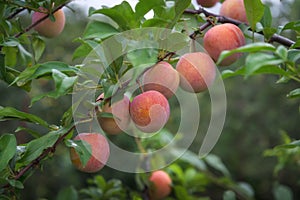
top-left (0, 0), bottom-right (299, 199)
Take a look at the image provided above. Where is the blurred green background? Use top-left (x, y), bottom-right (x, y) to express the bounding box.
top-left (0, 0), bottom-right (299, 199)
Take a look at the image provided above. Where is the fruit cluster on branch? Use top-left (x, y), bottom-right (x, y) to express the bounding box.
top-left (1, 1), bottom-right (298, 199)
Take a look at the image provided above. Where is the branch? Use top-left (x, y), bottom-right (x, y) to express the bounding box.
top-left (184, 8), bottom-right (296, 48)
top-left (6, 8), bottom-right (26, 20)
top-left (13, 125), bottom-right (75, 180)
top-left (1, 124), bottom-right (78, 191)
top-left (14, 2), bottom-right (69, 38)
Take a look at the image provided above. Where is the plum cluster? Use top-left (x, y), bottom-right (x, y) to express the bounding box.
top-left (66, 1), bottom-right (247, 199)
top-left (96, 52), bottom-right (217, 136)
top-left (68, 12), bottom-right (246, 177)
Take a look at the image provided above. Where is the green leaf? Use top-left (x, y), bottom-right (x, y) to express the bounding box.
top-left (0, 134), bottom-right (17, 171)
top-left (17, 44), bottom-right (32, 65)
top-left (287, 88), bottom-right (300, 98)
top-left (72, 39), bottom-right (98, 61)
top-left (282, 21), bottom-right (300, 32)
top-left (244, 53), bottom-right (284, 77)
top-left (93, 175), bottom-right (107, 189)
top-left (6, 179), bottom-right (24, 189)
top-left (1, 38), bottom-right (19, 47)
top-left (135, 0), bottom-right (165, 20)
top-left (15, 126), bottom-right (42, 138)
top-left (244, 0), bottom-right (265, 31)
top-left (30, 69), bottom-right (77, 105)
top-left (142, 18), bottom-right (170, 28)
top-left (83, 21), bottom-right (119, 40)
top-left (273, 183), bottom-right (293, 200)
top-left (221, 68), bottom-right (245, 79)
top-left (287, 49), bottom-right (300, 62)
top-left (262, 27), bottom-right (277, 41)
top-left (275, 140), bottom-right (300, 149)
top-left (57, 186), bottom-right (78, 200)
top-left (61, 106), bottom-right (74, 127)
top-left (146, 0), bottom-right (191, 29)
top-left (32, 36), bottom-right (45, 62)
top-left (171, 149), bottom-right (207, 171)
top-left (174, 186), bottom-right (192, 200)
top-left (159, 32), bottom-right (190, 52)
top-left (0, 106), bottom-right (49, 127)
top-left (237, 182), bottom-right (255, 198)
top-left (13, 61), bottom-right (78, 87)
top-left (153, 2), bottom-right (176, 20)
top-left (221, 64), bottom-right (289, 79)
top-left (92, 1), bottom-right (139, 30)
top-left (204, 154), bottom-right (230, 177)
top-left (275, 45), bottom-right (288, 60)
top-left (172, 0), bottom-right (192, 28)
top-left (217, 42), bottom-right (276, 65)
top-left (261, 6), bottom-right (272, 28)
top-left (2, 46), bottom-right (17, 67)
top-left (223, 190), bottom-right (236, 200)
top-left (0, 53), bottom-right (5, 80)
top-left (16, 131), bottom-right (60, 167)
top-left (127, 48), bottom-right (157, 68)
top-left (65, 139), bottom-right (92, 168)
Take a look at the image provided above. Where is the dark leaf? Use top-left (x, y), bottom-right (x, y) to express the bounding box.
top-left (65, 139), bottom-right (92, 168)
top-left (287, 88), bottom-right (300, 98)
top-left (30, 69), bottom-right (77, 105)
top-left (13, 61), bottom-right (78, 87)
top-left (16, 131), bottom-right (60, 167)
top-left (0, 134), bottom-right (17, 171)
top-left (57, 186), bottom-right (78, 200)
top-left (0, 106), bottom-right (49, 127)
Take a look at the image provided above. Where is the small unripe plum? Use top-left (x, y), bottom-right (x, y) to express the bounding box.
top-left (149, 170), bottom-right (172, 200)
top-left (203, 23), bottom-right (246, 66)
top-left (130, 91), bottom-right (170, 133)
top-left (70, 133), bottom-right (110, 173)
top-left (220, 0), bottom-right (248, 23)
top-left (97, 94), bottom-right (130, 135)
top-left (196, 0), bottom-right (219, 8)
top-left (176, 52), bottom-right (216, 93)
top-left (32, 8), bottom-right (65, 38)
top-left (142, 61), bottom-right (179, 99)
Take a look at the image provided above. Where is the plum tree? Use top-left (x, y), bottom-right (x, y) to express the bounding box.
top-left (2, 1), bottom-right (300, 199)
top-left (203, 23), bottom-right (246, 66)
top-left (176, 52), bottom-right (216, 93)
top-left (142, 61), bottom-right (180, 99)
top-left (196, 0), bottom-right (219, 8)
top-left (97, 94), bottom-right (130, 135)
top-left (149, 170), bottom-right (172, 200)
top-left (220, 0), bottom-right (248, 23)
top-left (130, 90), bottom-right (170, 133)
top-left (32, 8), bottom-right (65, 38)
top-left (69, 133), bottom-right (110, 173)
